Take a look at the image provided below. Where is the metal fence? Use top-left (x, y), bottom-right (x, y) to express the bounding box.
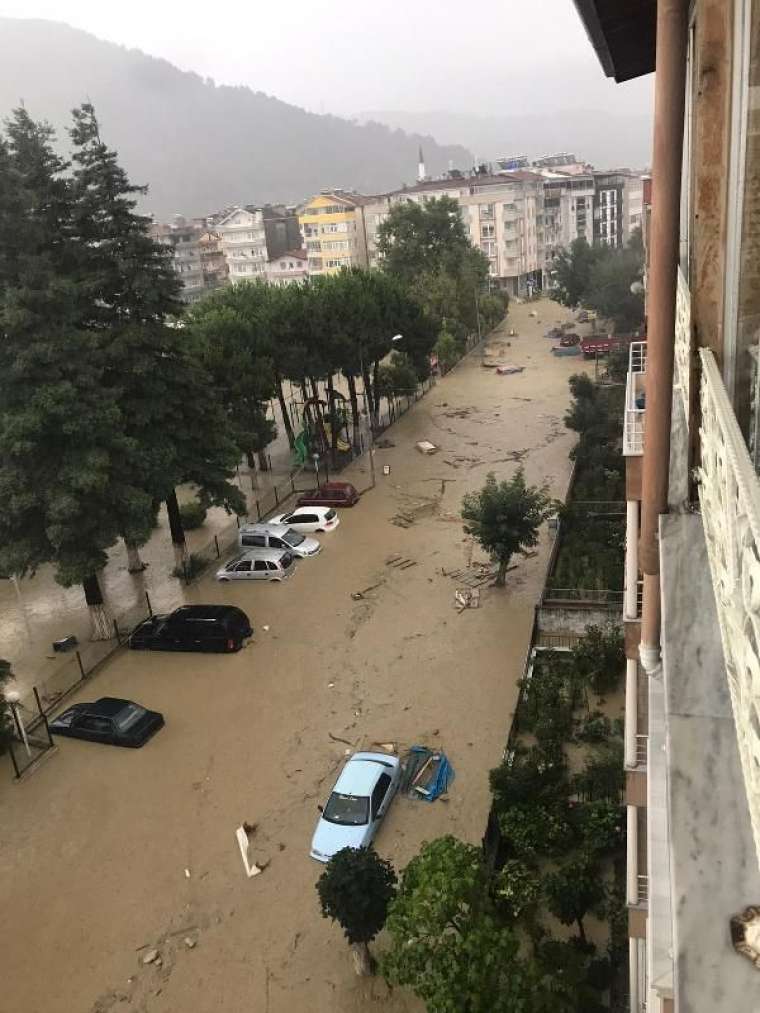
top-left (541, 587), bottom-right (625, 608)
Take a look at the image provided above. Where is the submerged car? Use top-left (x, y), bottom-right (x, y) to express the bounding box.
top-left (310, 752), bottom-right (402, 863)
top-left (49, 697), bottom-right (164, 747)
top-left (270, 506), bottom-right (339, 534)
top-left (238, 522), bottom-right (321, 558)
top-left (216, 548), bottom-right (296, 582)
top-left (130, 604), bottom-right (253, 653)
top-left (296, 481), bottom-right (359, 507)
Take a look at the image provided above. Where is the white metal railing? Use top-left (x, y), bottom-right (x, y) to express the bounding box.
top-left (637, 578), bottom-right (644, 617)
top-left (698, 347), bottom-right (760, 872)
top-left (636, 733), bottom-right (648, 767)
top-left (623, 341), bottom-right (648, 456)
top-left (637, 874), bottom-right (649, 904)
top-left (675, 265), bottom-right (692, 423)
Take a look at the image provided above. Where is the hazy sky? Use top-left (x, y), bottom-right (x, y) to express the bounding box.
top-left (0, 0), bottom-right (653, 120)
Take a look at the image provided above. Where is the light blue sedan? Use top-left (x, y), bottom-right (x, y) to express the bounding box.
top-left (310, 752), bottom-right (402, 862)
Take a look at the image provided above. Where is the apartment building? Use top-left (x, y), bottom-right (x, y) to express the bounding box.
top-left (261, 204), bottom-right (302, 261)
top-left (573, 2), bottom-right (760, 1012)
top-left (150, 215), bottom-right (228, 304)
top-left (298, 192), bottom-right (370, 275)
top-left (217, 206), bottom-right (268, 283)
top-left (593, 170), bottom-right (645, 248)
top-left (265, 250), bottom-right (308, 286)
top-left (538, 169), bottom-right (596, 286)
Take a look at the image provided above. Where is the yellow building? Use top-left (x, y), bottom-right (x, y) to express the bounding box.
top-left (298, 192), bottom-right (369, 275)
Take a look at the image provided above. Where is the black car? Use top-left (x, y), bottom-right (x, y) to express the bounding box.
top-left (129, 604), bottom-right (253, 653)
top-left (49, 697), bottom-right (164, 748)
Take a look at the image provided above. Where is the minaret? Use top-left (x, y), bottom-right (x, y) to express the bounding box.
top-left (417, 146), bottom-right (426, 182)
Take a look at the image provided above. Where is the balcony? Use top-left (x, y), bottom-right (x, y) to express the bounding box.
top-left (623, 341), bottom-right (647, 456)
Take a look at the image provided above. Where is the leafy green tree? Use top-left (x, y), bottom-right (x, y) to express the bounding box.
top-left (489, 745), bottom-right (569, 815)
top-left (382, 837), bottom-right (532, 1013)
top-left (544, 858), bottom-right (607, 944)
top-left (434, 326), bottom-right (463, 374)
top-left (572, 740), bottom-right (625, 803)
top-left (377, 196), bottom-right (474, 281)
top-left (316, 847), bottom-right (396, 976)
top-left (571, 623), bottom-right (625, 696)
top-left (462, 469), bottom-right (553, 586)
top-left (552, 238), bottom-right (602, 308)
top-left (587, 244), bottom-right (644, 333)
top-left (493, 859), bottom-right (541, 919)
top-left (498, 802), bottom-right (572, 859)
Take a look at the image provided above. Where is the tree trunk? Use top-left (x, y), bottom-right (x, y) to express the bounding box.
top-left (275, 372), bottom-right (296, 449)
top-left (246, 449), bottom-right (256, 470)
top-left (82, 572), bottom-right (113, 640)
top-left (125, 541), bottom-right (147, 574)
top-left (495, 558), bottom-right (509, 587)
top-left (257, 450), bottom-right (269, 472)
top-left (576, 918), bottom-right (587, 945)
top-left (326, 373), bottom-right (339, 467)
top-left (347, 372), bottom-right (361, 452)
top-left (362, 361), bottom-right (375, 428)
top-left (350, 942), bottom-right (372, 977)
top-left (166, 488), bottom-right (188, 568)
top-left (372, 360), bottom-right (381, 430)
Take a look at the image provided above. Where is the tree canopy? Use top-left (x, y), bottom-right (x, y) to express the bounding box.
top-left (461, 469), bottom-right (553, 585)
top-left (552, 233), bottom-right (644, 333)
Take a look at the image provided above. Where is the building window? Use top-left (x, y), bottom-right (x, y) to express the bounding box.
top-left (481, 224), bottom-right (495, 239)
top-left (479, 203), bottom-right (495, 220)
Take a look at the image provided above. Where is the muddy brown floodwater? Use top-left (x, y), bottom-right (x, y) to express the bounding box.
top-left (0, 299), bottom-right (584, 1013)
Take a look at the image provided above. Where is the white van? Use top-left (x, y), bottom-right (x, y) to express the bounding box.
top-left (238, 522), bottom-right (321, 558)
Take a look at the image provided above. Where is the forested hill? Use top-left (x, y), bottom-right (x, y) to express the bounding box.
top-left (0, 19), bottom-right (472, 220)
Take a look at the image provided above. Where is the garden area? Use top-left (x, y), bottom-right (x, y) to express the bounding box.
top-left (546, 373), bottom-right (627, 599)
top-left (315, 624), bottom-right (628, 1013)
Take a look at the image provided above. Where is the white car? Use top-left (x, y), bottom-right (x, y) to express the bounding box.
top-left (270, 506), bottom-right (340, 534)
top-left (216, 549), bottom-right (296, 582)
top-left (310, 752), bottom-right (401, 863)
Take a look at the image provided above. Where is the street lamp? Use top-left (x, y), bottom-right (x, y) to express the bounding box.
top-left (312, 452), bottom-right (320, 487)
top-left (358, 334), bottom-right (403, 490)
top-left (4, 688), bottom-right (30, 757)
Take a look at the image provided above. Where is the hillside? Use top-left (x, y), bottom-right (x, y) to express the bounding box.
top-left (358, 108), bottom-right (652, 171)
top-left (0, 19), bottom-right (472, 220)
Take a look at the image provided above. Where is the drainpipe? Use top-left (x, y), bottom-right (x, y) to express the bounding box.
top-left (639, 0), bottom-right (689, 679)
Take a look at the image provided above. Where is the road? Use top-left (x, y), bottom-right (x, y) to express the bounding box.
top-left (0, 299), bottom-right (580, 1013)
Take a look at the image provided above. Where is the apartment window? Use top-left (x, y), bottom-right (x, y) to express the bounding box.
top-left (481, 241), bottom-right (496, 258)
top-left (479, 203), bottom-right (495, 220)
top-left (481, 224), bottom-right (495, 239)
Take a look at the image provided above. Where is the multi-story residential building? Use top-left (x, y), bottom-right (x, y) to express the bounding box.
top-left (538, 169), bottom-right (596, 285)
top-left (150, 215), bottom-right (227, 304)
top-left (217, 206), bottom-right (268, 283)
top-left (573, 2), bottom-right (760, 1012)
top-left (593, 170), bottom-right (645, 248)
top-left (298, 192), bottom-right (370, 275)
top-left (265, 250), bottom-right (309, 286)
top-left (363, 173), bottom-right (545, 296)
top-left (261, 204), bottom-right (302, 261)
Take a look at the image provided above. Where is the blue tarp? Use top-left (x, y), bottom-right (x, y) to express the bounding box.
top-left (406, 745), bottom-right (455, 802)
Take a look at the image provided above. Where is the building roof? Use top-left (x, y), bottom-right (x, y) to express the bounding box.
top-left (394, 171), bottom-right (544, 196)
top-left (268, 249), bottom-right (307, 264)
top-left (572, 0), bottom-right (656, 82)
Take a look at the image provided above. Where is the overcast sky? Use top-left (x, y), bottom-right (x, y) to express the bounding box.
top-left (0, 0), bottom-right (653, 119)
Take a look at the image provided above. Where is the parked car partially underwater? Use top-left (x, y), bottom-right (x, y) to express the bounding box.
top-left (130, 605), bottom-right (253, 652)
top-left (49, 697), bottom-right (164, 747)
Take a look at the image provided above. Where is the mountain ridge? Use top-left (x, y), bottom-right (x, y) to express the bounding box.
top-left (0, 18), bottom-right (473, 219)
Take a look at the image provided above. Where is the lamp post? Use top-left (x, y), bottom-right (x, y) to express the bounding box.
top-left (4, 688), bottom-right (30, 757)
top-left (312, 452), bottom-right (320, 488)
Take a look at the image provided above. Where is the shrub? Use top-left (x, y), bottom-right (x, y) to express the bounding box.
top-left (576, 711), bottom-right (613, 743)
top-left (493, 859), bottom-right (541, 919)
top-left (171, 552), bottom-right (207, 582)
top-left (179, 500), bottom-right (207, 530)
top-left (573, 740), bottom-right (624, 801)
top-left (489, 745), bottom-right (568, 814)
top-left (574, 800), bottom-right (625, 854)
top-left (571, 623), bottom-right (625, 696)
top-left (498, 802), bottom-right (571, 858)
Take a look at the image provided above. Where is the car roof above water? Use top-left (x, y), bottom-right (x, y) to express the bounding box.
top-left (171, 604), bottom-right (247, 622)
top-left (230, 548), bottom-right (292, 563)
top-left (239, 522), bottom-right (292, 536)
top-left (333, 755), bottom-right (395, 795)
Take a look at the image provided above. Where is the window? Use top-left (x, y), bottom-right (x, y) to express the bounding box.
top-left (371, 773), bottom-right (392, 818)
top-left (241, 534), bottom-right (266, 547)
top-left (479, 203), bottom-right (495, 219)
top-left (80, 715), bottom-right (112, 734)
top-left (235, 560), bottom-right (252, 572)
top-left (481, 241), bottom-right (496, 257)
top-left (266, 561), bottom-right (278, 571)
top-left (269, 537), bottom-right (286, 549)
top-left (254, 560), bottom-right (269, 572)
top-left (481, 224), bottom-right (495, 239)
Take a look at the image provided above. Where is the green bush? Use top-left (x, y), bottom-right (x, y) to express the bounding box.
top-left (498, 802), bottom-right (571, 858)
top-left (572, 624), bottom-right (625, 696)
top-left (573, 800), bottom-right (625, 854)
top-left (573, 740), bottom-right (625, 801)
top-left (179, 500), bottom-right (207, 530)
top-left (489, 744), bottom-right (568, 814)
top-left (493, 859), bottom-right (541, 918)
top-left (576, 711), bottom-right (614, 743)
top-left (171, 552), bottom-right (207, 582)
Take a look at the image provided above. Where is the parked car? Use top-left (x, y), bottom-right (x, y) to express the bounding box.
top-left (130, 604), bottom-right (252, 653)
top-left (296, 481), bottom-right (359, 507)
top-left (270, 506), bottom-right (339, 534)
top-left (49, 697), bottom-right (164, 747)
top-left (238, 522), bottom-right (321, 558)
top-left (310, 751), bottom-right (402, 863)
top-left (216, 548), bottom-right (296, 582)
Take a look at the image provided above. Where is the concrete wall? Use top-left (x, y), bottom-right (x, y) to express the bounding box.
top-left (536, 604), bottom-right (623, 636)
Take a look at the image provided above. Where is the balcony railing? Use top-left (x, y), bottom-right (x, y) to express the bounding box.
top-left (623, 341), bottom-right (647, 456)
top-left (698, 346), bottom-right (760, 869)
top-left (675, 265), bottom-right (692, 421)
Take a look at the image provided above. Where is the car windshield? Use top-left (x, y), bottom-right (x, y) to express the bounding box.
top-left (113, 703), bottom-right (147, 731)
top-left (325, 509), bottom-right (337, 520)
top-left (281, 552), bottom-right (294, 568)
top-left (322, 792), bottom-right (369, 826)
top-left (283, 530), bottom-right (305, 547)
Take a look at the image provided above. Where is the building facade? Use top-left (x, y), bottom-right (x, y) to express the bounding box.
top-left (593, 171), bottom-right (645, 248)
top-left (574, 2), bottom-right (760, 1012)
top-left (217, 207), bottom-right (268, 283)
top-left (261, 204), bottom-right (302, 261)
top-left (538, 169), bottom-right (596, 286)
top-left (298, 192), bottom-right (370, 275)
top-left (150, 216), bottom-right (227, 304)
top-left (265, 250), bottom-right (309, 286)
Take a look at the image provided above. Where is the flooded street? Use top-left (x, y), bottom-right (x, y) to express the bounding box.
top-left (0, 299), bottom-right (583, 1013)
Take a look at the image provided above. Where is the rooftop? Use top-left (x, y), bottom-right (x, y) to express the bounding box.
top-left (572, 0), bottom-right (657, 82)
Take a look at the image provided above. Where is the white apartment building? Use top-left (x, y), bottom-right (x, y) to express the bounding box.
top-left (150, 215), bottom-right (227, 305)
top-left (537, 170), bottom-right (596, 287)
top-left (265, 250), bottom-right (309, 286)
top-left (217, 207), bottom-right (268, 283)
